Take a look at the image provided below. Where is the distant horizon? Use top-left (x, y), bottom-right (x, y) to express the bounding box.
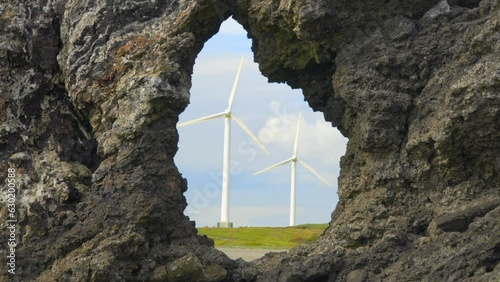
top-left (196, 222), bottom-right (330, 228)
top-left (175, 18), bottom-right (347, 228)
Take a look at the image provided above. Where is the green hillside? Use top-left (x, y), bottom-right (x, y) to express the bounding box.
top-left (197, 224), bottom-right (328, 249)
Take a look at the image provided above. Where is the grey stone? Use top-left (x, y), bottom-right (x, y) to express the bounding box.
top-left (165, 253), bottom-right (206, 282)
top-left (204, 264), bottom-right (228, 282)
top-left (436, 199), bottom-right (500, 232)
top-left (347, 269), bottom-right (367, 282)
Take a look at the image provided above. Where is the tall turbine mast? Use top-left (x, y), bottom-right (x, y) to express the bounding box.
top-left (178, 57), bottom-right (269, 228)
top-left (254, 113), bottom-right (331, 226)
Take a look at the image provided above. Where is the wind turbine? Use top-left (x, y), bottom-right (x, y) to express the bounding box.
top-left (177, 57), bottom-right (269, 228)
top-left (253, 113), bottom-right (331, 226)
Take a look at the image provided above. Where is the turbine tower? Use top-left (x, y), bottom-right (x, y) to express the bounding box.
top-left (253, 113), bottom-right (331, 226)
top-left (178, 57), bottom-right (269, 228)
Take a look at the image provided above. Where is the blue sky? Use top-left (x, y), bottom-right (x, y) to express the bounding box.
top-left (175, 18), bottom-right (348, 227)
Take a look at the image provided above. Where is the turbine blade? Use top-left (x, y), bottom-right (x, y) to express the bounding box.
top-left (253, 158), bottom-right (293, 175)
top-left (232, 115), bottom-right (270, 155)
top-left (293, 113), bottom-right (302, 156)
top-left (298, 160), bottom-right (331, 186)
top-left (227, 57), bottom-right (245, 111)
top-left (177, 111), bottom-right (226, 127)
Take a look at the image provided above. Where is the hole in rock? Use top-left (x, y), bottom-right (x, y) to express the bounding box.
top-left (175, 18), bottom-right (347, 261)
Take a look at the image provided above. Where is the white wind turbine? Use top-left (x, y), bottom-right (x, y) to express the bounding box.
top-left (177, 57), bottom-right (269, 228)
top-left (253, 113), bottom-right (331, 226)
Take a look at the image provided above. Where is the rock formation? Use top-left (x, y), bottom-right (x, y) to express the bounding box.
top-left (0, 0), bottom-right (498, 281)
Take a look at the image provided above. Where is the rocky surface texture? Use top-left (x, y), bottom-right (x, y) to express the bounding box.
top-left (0, 0), bottom-right (498, 281)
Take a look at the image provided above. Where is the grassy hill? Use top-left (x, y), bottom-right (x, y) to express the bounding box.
top-left (197, 224), bottom-right (329, 249)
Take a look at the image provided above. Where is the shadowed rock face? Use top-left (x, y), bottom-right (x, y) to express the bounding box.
top-left (0, 0), bottom-right (498, 281)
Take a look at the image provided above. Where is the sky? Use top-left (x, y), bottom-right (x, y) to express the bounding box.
top-left (175, 18), bottom-right (348, 227)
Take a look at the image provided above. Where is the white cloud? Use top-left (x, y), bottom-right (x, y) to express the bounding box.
top-left (258, 105), bottom-right (347, 165)
top-left (193, 54), bottom-right (259, 77)
top-left (219, 18), bottom-right (247, 36)
top-left (253, 104), bottom-right (348, 185)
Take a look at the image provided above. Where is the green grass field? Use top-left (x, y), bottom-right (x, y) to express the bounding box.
top-left (197, 224), bottom-right (329, 249)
